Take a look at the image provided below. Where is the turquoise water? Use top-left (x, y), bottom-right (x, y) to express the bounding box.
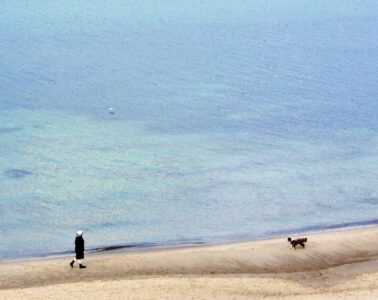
top-left (1, 1), bottom-right (378, 259)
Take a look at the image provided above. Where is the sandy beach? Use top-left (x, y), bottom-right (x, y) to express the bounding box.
top-left (1, 226), bottom-right (378, 299)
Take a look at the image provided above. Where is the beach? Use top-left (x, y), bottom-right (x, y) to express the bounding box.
top-left (1, 226), bottom-right (378, 299)
top-left (2, 1), bottom-right (378, 299)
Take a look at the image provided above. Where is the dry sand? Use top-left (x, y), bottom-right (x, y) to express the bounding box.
top-left (1, 226), bottom-right (378, 299)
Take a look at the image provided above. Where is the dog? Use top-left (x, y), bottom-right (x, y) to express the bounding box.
top-left (287, 237), bottom-right (307, 249)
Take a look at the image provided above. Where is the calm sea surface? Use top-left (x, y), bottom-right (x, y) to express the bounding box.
top-left (1, 1), bottom-right (378, 259)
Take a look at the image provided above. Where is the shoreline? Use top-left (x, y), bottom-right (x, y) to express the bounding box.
top-left (1, 225), bottom-right (378, 287)
top-left (2, 225), bottom-right (378, 299)
top-left (3, 219), bottom-right (378, 262)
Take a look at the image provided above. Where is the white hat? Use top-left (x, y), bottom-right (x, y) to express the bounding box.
top-left (76, 230), bottom-right (83, 236)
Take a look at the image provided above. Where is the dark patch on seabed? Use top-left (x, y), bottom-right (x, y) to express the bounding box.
top-left (0, 127), bottom-right (23, 133)
top-left (4, 169), bottom-right (33, 178)
top-left (361, 197), bottom-right (378, 205)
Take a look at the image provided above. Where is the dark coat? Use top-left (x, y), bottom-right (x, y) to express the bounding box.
top-left (75, 236), bottom-right (85, 259)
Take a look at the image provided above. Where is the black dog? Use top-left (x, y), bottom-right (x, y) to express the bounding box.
top-left (287, 237), bottom-right (307, 249)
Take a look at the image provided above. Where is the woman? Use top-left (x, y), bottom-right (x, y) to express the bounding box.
top-left (69, 231), bottom-right (86, 268)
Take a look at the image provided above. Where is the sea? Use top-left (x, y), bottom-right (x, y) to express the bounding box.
top-left (1, 0), bottom-right (378, 259)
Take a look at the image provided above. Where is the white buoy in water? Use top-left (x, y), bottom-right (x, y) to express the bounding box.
top-left (109, 107), bottom-right (114, 114)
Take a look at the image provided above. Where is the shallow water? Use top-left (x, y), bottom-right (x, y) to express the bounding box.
top-left (1, 1), bottom-right (378, 259)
